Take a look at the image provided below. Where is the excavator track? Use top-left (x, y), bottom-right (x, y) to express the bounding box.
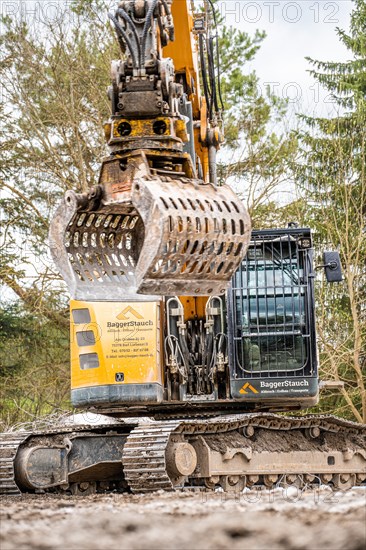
top-left (122, 413), bottom-right (366, 493)
top-left (122, 421), bottom-right (181, 493)
top-left (0, 432), bottom-right (31, 496)
top-left (1, 414), bottom-right (365, 496)
top-left (0, 422), bottom-right (135, 496)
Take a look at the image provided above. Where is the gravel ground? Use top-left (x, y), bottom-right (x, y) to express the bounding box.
top-left (1, 488), bottom-right (365, 550)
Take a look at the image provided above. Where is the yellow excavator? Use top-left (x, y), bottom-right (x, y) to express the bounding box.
top-left (1, 0), bottom-right (364, 496)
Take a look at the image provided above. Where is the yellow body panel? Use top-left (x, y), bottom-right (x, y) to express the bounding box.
top-left (70, 300), bottom-right (163, 390)
top-left (179, 296), bottom-right (208, 321)
top-left (111, 118), bottom-right (172, 138)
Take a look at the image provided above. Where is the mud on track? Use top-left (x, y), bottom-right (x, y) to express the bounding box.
top-left (1, 488), bottom-right (365, 550)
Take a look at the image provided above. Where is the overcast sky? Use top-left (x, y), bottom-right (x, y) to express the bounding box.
top-left (216, 0), bottom-right (353, 117)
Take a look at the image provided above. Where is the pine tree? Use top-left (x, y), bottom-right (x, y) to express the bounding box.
top-left (295, 0), bottom-right (366, 422)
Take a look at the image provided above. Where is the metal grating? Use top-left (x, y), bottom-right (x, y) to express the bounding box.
top-left (65, 211), bottom-right (143, 287)
top-left (229, 229), bottom-right (317, 379)
top-left (50, 161), bottom-right (251, 299)
top-left (144, 178), bottom-right (251, 289)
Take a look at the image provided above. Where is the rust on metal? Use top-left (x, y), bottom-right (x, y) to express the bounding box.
top-left (49, 151), bottom-right (251, 300)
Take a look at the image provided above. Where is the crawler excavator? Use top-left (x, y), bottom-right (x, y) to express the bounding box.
top-left (1, 0), bottom-right (365, 496)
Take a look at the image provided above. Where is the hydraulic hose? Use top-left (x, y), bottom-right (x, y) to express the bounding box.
top-left (141, 0), bottom-right (159, 66)
top-left (108, 13), bottom-right (139, 69)
top-left (116, 7), bottom-right (142, 67)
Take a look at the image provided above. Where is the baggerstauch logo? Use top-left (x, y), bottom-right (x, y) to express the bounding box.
top-left (107, 306), bottom-right (153, 329)
top-left (117, 306), bottom-right (144, 321)
top-left (239, 382), bottom-right (259, 395)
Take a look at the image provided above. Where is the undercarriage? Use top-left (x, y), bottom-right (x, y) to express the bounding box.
top-left (1, 414), bottom-right (365, 497)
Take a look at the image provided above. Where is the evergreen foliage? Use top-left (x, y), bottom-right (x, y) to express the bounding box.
top-left (295, 0), bottom-right (365, 421)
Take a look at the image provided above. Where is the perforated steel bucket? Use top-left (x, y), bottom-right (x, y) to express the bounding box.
top-left (49, 154), bottom-right (251, 300)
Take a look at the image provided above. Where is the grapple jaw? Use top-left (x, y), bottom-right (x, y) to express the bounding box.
top-left (49, 153), bottom-right (251, 300)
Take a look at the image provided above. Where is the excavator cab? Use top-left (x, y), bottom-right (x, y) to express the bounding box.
top-left (228, 227), bottom-right (318, 406)
top-left (49, 0), bottom-right (251, 299)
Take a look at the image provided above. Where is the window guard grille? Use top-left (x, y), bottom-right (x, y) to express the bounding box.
top-left (228, 229), bottom-right (317, 379)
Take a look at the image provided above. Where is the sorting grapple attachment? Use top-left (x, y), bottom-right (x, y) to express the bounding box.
top-left (49, 153), bottom-right (251, 299)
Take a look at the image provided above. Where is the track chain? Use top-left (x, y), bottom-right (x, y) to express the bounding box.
top-left (0, 423), bottom-right (133, 496)
top-left (1, 414), bottom-right (365, 495)
top-left (121, 413), bottom-right (365, 493)
top-left (122, 421), bottom-right (181, 493)
top-left (174, 412), bottom-right (365, 436)
top-left (0, 432), bottom-right (31, 496)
